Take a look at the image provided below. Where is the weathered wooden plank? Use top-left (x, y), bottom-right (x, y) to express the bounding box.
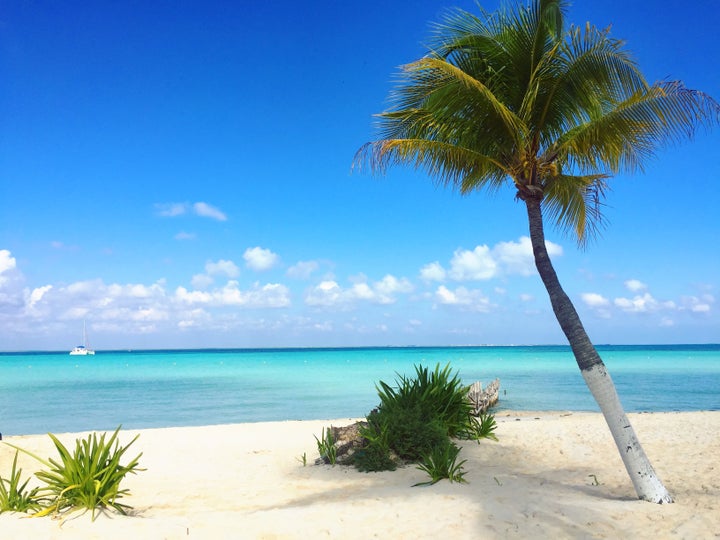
top-left (468, 378), bottom-right (500, 415)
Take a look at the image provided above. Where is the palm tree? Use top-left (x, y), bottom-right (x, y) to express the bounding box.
top-left (355, 0), bottom-right (718, 503)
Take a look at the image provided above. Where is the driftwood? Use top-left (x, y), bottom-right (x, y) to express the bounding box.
top-left (468, 378), bottom-right (500, 415)
top-left (314, 421), bottom-right (368, 465)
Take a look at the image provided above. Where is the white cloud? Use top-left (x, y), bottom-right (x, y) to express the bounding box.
top-left (244, 247), bottom-right (279, 271)
top-left (191, 274), bottom-right (214, 289)
top-left (0, 250), bottom-right (29, 315)
top-left (493, 236), bottom-right (562, 276)
top-left (614, 293), bottom-right (674, 313)
top-left (0, 249), bottom-right (17, 276)
top-left (680, 295), bottom-right (713, 314)
top-left (205, 259), bottom-right (240, 278)
top-left (28, 285), bottom-right (53, 307)
top-left (420, 262), bottom-right (446, 282)
top-left (106, 282), bottom-right (165, 299)
top-left (175, 281), bottom-right (290, 308)
top-left (433, 237), bottom-right (563, 282)
top-left (218, 282), bottom-right (290, 308)
top-left (582, 292), bottom-right (610, 307)
top-left (435, 285), bottom-right (492, 312)
top-left (177, 308), bottom-right (210, 330)
top-left (305, 280), bottom-right (342, 307)
top-left (287, 261), bottom-right (319, 280)
top-left (130, 307), bottom-right (168, 322)
top-left (350, 282), bottom-right (375, 301)
top-left (189, 260), bottom-right (240, 290)
top-left (375, 275), bottom-right (413, 299)
top-left (175, 287), bottom-right (213, 304)
top-left (304, 274), bottom-right (412, 307)
top-left (624, 279), bottom-right (647, 292)
top-left (11, 278), bottom-right (174, 336)
top-left (581, 292), bottom-right (612, 318)
top-left (174, 231), bottom-right (196, 241)
top-left (156, 202), bottom-right (227, 221)
top-left (193, 202), bottom-right (227, 221)
top-left (519, 293), bottom-right (534, 302)
top-left (155, 202), bottom-right (188, 217)
top-left (449, 245), bottom-right (497, 280)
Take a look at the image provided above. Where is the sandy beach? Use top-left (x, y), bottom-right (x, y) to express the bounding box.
top-left (1, 411), bottom-right (718, 539)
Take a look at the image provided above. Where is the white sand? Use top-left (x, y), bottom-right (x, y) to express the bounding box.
top-left (1, 411), bottom-right (718, 539)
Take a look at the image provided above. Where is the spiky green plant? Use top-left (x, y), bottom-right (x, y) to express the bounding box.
top-left (314, 427), bottom-right (337, 465)
top-left (414, 442), bottom-right (468, 486)
top-left (376, 363), bottom-right (474, 438)
top-left (9, 426), bottom-right (143, 520)
top-left (0, 451), bottom-right (45, 514)
top-left (457, 412), bottom-right (499, 442)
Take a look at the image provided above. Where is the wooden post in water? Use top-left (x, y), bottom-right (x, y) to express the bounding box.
top-left (468, 379), bottom-right (500, 415)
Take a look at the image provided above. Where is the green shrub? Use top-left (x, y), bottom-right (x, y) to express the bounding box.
top-left (351, 419), bottom-right (396, 472)
top-left (371, 407), bottom-right (449, 462)
top-left (376, 363), bottom-right (474, 438)
top-left (414, 442), bottom-right (468, 486)
top-left (0, 451), bottom-right (45, 514)
top-left (8, 426), bottom-right (143, 520)
top-left (318, 362), bottom-right (498, 484)
top-left (351, 444), bottom-right (397, 472)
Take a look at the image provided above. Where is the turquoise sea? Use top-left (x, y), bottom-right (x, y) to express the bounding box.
top-left (1, 345), bottom-right (718, 436)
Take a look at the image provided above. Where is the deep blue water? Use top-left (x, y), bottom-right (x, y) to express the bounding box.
top-left (1, 345), bottom-right (718, 435)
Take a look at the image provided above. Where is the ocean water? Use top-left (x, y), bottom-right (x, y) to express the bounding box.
top-left (0, 345), bottom-right (718, 436)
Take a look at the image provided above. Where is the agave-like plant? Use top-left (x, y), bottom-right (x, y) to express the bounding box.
top-left (457, 412), bottom-right (499, 442)
top-left (314, 427), bottom-right (337, 465)
top-left (0, 450), bottom-right (46, 514)
top-left (414, 442), bottom-right (468, 486)
top-left (8, 426), bottom-right (143, 520)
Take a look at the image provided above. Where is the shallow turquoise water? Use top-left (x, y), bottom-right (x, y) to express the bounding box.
top-left (1, 345), bottom-right (718, 435)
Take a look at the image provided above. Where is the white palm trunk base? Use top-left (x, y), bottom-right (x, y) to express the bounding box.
top-left (581, 363), bottom-right (674, 503)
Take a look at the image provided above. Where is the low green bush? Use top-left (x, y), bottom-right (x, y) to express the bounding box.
top-left (350, 443), bottom-right (397, 472)
top-left (312, 363), bottom-right (498, 483)
top-left (351, 419), bottom-right (396, 472)
top-left (375, 363), bottom-right (474, 438)
top-left (370, 407), bottom-right (449, 462)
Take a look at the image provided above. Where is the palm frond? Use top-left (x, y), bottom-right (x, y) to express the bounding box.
top-left (356, 2), bottom-right (719, 245)
top-left (381, 57), bottom-right (526, 148)
top-left (534, 23), bottom-right (647, 145)
top-left (543, 173), bottom-right (609, 245)
top-left (556, 81), bottom-right (720, 174)
top-left (354, 139), bottom-right (508, 194)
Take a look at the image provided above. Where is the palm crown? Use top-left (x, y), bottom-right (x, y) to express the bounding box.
top-left (357, 0), bottom-right (718, 244)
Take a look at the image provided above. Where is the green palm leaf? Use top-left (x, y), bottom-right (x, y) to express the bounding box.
top-left (357, 0), bottom-right (719, 245)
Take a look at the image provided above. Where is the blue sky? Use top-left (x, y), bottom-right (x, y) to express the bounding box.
top-left (1, 0), bottom-right (718, 351)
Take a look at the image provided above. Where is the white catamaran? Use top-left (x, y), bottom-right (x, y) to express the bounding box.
top-left (69, 321), bottom-right (95, 355)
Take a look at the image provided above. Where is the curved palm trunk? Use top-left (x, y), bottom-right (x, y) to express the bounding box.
top-left (523, 195), bottom-right (673, 503)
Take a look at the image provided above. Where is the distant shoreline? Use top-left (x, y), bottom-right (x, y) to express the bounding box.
top-left (3, 343), bottom-right (719, 355)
